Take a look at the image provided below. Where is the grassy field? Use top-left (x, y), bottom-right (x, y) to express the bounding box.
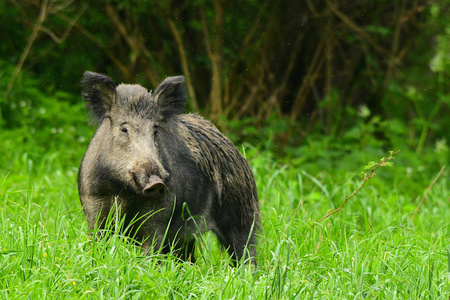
top-left (0, 129), bottom-right (449, 299)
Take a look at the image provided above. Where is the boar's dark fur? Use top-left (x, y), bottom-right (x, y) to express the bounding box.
top-left (78, 71), bottom-right (260, 264)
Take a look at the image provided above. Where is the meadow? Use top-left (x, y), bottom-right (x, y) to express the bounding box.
top-left (1, 1), bottom-right (449, 298)
top-left (0, 115), bottom-right (448, 299)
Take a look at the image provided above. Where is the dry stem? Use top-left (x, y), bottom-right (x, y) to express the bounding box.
top-left (409, 165), bottom-right (446, 225)
top-left (310, 150), bottom-right (400, 229)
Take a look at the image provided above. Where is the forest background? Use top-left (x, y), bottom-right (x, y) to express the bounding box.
top-left (1, 0), bottom-right (449, 162)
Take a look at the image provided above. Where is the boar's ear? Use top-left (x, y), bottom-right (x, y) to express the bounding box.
top-left (153, 75), bottom-right (186, 118)
top-left (81, 71), bottom-right (116, 125)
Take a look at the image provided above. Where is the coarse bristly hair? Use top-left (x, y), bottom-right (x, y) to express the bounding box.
top-left (82, 72), bottom-right (187, 124)
top-left (115, 84), bottom-right (156, 119)
top-left (79, 71), bottom-right (260, 265)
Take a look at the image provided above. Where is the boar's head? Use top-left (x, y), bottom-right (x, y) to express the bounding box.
top-left (81, 72), bottom-right (186, 199)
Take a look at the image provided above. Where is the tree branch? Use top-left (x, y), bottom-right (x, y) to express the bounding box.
top-left (325, 0), bottom-right (387, 55)
top-left (104, 1), bottom-right (160, 86)
top-left (200, 1), bottom-right (223, 118)
top-left (4, 0), bottom-right (49, 98)
top-left (167, 18), bottom-right (199, 111)
top-left (54, 11), bottom-right (130, 78)
top-left (290, 36), bottom-right (326, 120)
top-left (40, 3), bottom-right (86, 43)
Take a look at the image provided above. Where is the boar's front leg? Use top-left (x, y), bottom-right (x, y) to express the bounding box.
top-left (81, 196), bottom-right (114, 232)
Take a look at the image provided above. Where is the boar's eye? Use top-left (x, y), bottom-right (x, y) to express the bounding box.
top-left (120, 125), bottom-right (128, 133)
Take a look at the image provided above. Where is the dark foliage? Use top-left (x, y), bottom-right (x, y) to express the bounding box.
top-left (0, 0), bottom-right (449, 152)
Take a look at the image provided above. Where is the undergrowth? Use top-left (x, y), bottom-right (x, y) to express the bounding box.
top-left (0, 120), bottom-right (449, 298)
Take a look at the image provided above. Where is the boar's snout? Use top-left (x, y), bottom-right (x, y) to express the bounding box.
top-left (130, 164), bottom-right (168, 198)
top-left (143, 175), bottom-right (168, 198)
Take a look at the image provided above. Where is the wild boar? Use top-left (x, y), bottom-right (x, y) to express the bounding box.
top-left (78, 72), bottom-right (260, 264)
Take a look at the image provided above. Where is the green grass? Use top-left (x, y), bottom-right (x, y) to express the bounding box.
top-left (0, 135), bottom-right (449, 299)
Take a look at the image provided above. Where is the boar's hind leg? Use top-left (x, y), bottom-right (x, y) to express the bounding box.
top-left (214, 226), bottom-right (257, 265)
top-left (177, 238), bottom-right (196, 263)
